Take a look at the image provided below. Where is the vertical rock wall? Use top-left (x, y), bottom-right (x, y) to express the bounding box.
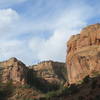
top-left (66, 24), bottom-right (100, 83)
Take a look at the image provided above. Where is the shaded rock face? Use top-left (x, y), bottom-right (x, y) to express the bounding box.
top-left (0, 57), bottom-right (28, 85)
top-left (31, 61), bottom-right (66, 85)
top-left (66, 23), bottom-right (100, 84)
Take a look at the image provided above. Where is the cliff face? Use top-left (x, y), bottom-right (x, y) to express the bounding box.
top-left (66, 23), bottom-right (100, 84)
top-left (31, 61), bottom-right (66, 85)
top-left (0, 58), bottom-right (66, 86)
top-left (0, 57), bottom-right (28, 85)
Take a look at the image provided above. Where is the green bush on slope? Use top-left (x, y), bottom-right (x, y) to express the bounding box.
top-left (0, 80), bottom-right (14, 99)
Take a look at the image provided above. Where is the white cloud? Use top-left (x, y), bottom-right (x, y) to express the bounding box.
top-left (0, 8), bottom-right (19, 39)
top-left (0, 1), bottom-right (100, 65)
top-left (0, 9), bottom-right (33, 64)
top-left (28, 4), bottom-right (92, 63)
top-left (0, 39), bottom-right (33, 64)
top-left (0, 9), bottom-right (29, 63)
top-left (0, 40), bottom-right (21, 58)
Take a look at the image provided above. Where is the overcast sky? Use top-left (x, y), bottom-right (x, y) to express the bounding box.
top-left (0, 0), bottom-right (100, 65)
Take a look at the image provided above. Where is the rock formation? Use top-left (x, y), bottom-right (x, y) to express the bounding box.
top-left (0, 58), bottom-right (66, 86)
top-left (31, 61), bottom-right (66, 85)
top-left (0, 57), bottom-right (28, 85)
top-left (66, 23), bottom-right (100, 84)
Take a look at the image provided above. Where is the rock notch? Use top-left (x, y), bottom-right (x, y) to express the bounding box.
top-left (66, 23), bottom-right (100, 84)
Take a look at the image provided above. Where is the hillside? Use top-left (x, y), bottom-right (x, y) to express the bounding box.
top-left (0, 58), bottom-right (66, 100)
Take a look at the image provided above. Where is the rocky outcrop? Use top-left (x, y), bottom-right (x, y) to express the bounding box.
top-left (31, 61), bottom-right (66, 85)
top-left (0, 58), bottom-right (66, 86)
top-left (66, 23), bottom-right (100, 84)
top-left (0, 57), bottom-right (28, 85)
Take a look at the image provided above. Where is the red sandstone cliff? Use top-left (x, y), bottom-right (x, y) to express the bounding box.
top-left (0, 57), bottom-right (28, 85)
top-left (0, 58), bottom-right (66, 86)
top-left (66, 23), bottom-right (100, 84)
top-left (31, 61), bottom-right (66, 85)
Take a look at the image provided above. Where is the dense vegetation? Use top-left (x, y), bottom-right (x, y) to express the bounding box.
top-left (0, 69), bottom-right (100, 100)
top-left (27, 69), bottom-right (60, 93)
top-left (0, 81), bottom-right (14, 100)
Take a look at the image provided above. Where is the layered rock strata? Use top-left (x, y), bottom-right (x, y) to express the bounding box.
top-left (66, 23), bottom-right (100, 83)
top-left (0, 57), bottom-right (28, 84)
top-left (31, 61), bottom-right (66, 85)
top-left (0, 58), bottom-right (66, 85)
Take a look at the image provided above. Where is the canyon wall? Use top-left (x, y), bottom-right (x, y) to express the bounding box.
top-left (0, 57), bottom-right (28, 84)
top-left (0, 58), bottom-right (66, 85)
top-left (32, 61), bottom-right (66, 85)
top-left (66, 23), bottom-right (100, 84)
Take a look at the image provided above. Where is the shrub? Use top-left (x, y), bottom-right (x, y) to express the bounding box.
top-left (0, 81), bottom-right (14, 99)
top-left (45, 86), bottom-right (65, 99)
top-left (78, 96), bottom-right (84, 100)
top-left (39, 97), bottom-right (46, 100)
top-left (91, 79), bottom-right (97, 89)
top-left (94, 95), bottom-right (100, 100)
top-left (68, 84), bottom-right (79, 94)
top-left (21, 84), bottom-right (31, 89)
top-left (45, 84), bottom-right (79, 99)
top-left (27, 70), bottom-right (60, 93)
top-left (83, 75), bottom-right (90, 83)
top-left (45, 91), bottom-right (58, 99)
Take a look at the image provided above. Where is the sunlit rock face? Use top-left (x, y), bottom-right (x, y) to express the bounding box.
top-left (0, 57), bottom-right (66, 86)
top-left (0, 57), bottom-right (28, 85)
top-left (66, 23), bottom-right (100, 84)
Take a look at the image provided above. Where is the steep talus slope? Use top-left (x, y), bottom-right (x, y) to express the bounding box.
top-left (67, 23), bottom-right (100, 84)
